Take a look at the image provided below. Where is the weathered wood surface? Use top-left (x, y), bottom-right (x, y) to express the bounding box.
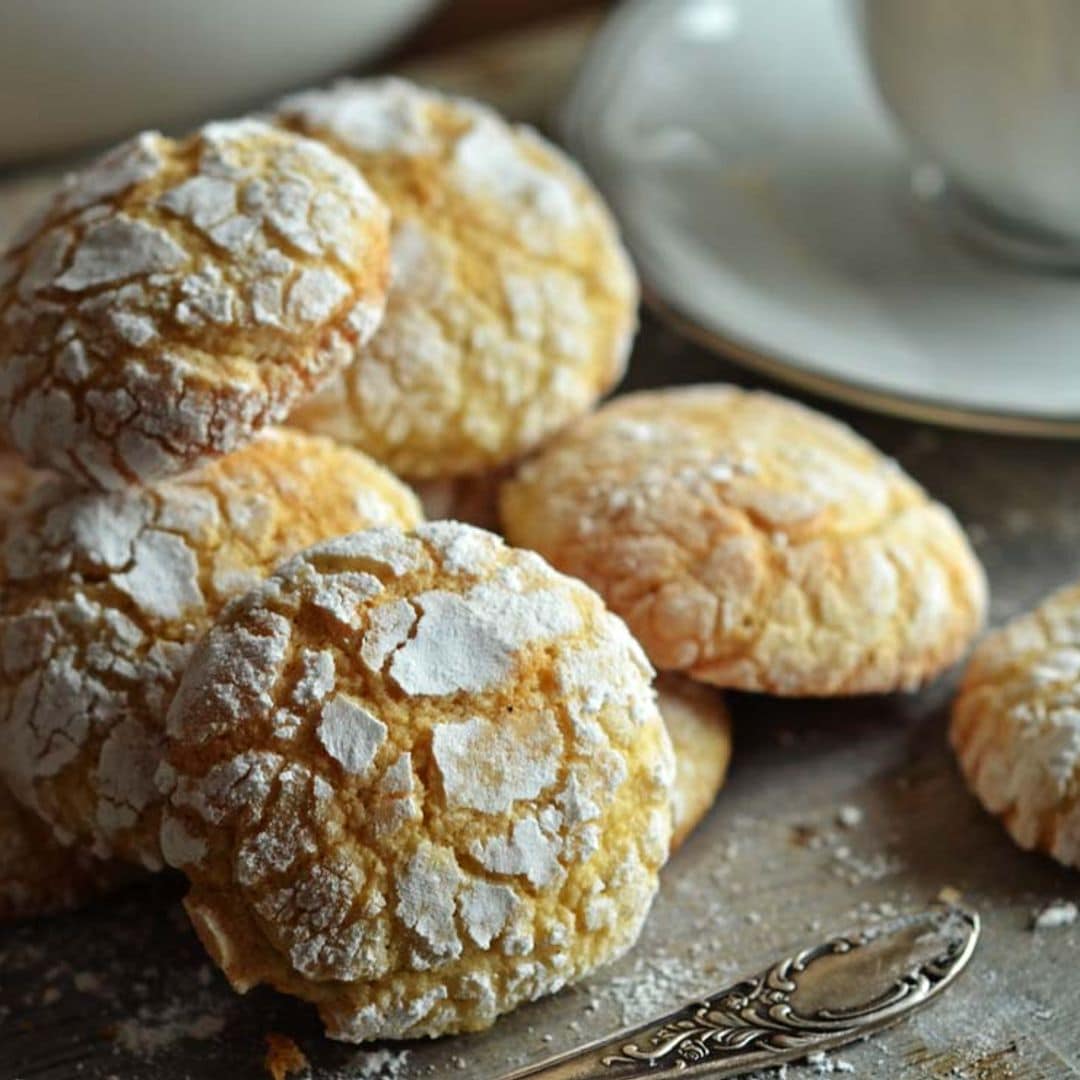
top-left (2, 14), bottom-right (1079, 1080)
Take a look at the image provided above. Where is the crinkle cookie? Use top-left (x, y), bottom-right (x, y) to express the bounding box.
top-left (0, 450), bottom-right (48, 506)
top-left (277, 78), bottom-right (638, 479)
top-left (0, 454), bottom-right (135, 920)
top-left (657, 675), bottom-right (732, 852)
top-left (501, 386), bottom-right (987, 696)
top-left (0, 119), bottom-right (390, 489)
top-left (159, 522), bottom-right (674, 1043)
top-left (0, 783), bottom-right (135, 921)
top-left (0, 429), bottom-right (421, 870)
top-left (952, 583), bottom-right (1080, 868)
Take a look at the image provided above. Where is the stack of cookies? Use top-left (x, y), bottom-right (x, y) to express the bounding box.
top-left (0, 78), bottom-right (993, 1049)
top-left (0, 116), bottom-right (429, 903)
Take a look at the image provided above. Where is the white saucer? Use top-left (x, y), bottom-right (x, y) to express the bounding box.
top-left (562, 0), bottom-right (1080, 436)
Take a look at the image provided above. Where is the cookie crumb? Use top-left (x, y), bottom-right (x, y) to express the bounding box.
top-left (265, 1033), bottom-right (308, 1080)
top-left (1032, 899), bottom-right (1078, 930)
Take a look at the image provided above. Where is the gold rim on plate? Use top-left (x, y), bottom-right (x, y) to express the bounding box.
top-left (645, 287), bottom-right (1080, 441)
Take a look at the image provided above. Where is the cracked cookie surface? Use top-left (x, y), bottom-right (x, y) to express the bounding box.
top-left (0, 450), bottom-right (48, 506)
top-left (657, 675), bottom-right (732, 852)
top-left (159, 522), bottom-right (674, 1042)
top-left (277, 78), bottom-right (637, 479)
top-left (0, 454), bottom-right (136, 919)
top-left (0, 119), bottom-right (390, 489)
top-left (501, 386), bottom-right (987, 696)
top-left (0, 429), bottom-right (421, 870)
top-left (952, 583), bottom-right (1080, 869)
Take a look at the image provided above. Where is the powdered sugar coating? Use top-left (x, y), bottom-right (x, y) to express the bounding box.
top-left (0, 455), bottom-right (137, 919)
top-left (161, 522), bottom-right (673, 1042)
top-left (318, 695), bottom-right (387, 777)
top-left (433, 712), bottom-right (562, 814)
top-left (0, 121), bottom-right (390, 489)
top-left (0, 429), bottom-right (422, 869)
top-left (952, 583), bottom-right (1080, 868)
top-left (501, 385), bottom-right (987, 696)
top-left (277, 78), bottom-right (638, 479)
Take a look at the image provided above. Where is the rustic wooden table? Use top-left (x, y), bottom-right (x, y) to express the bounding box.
top-left (2, 15), bottom-right (1079, 1080)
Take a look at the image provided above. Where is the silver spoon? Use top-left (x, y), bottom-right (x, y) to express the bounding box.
top-left (499, 903), bottom-right (979, 1079)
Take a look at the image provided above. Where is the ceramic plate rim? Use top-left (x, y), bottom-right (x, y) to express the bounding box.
top-left (563, 0), bottom-right (1080, 439)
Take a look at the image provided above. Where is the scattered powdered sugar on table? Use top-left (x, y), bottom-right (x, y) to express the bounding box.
top-left (323, 1047), bottom-right (412, 1079)
top-left (583, 947), bottom-right (719, 1028)
top-left (740, 1053), bottom-right (858, 1078)
top-left (785, 803), bottom-right (906, 889)
top-left (804, 1050), bottom-right (857, 1074)
top-left (113, 1005), bottom-right (225, 1056)
top-left (1032, 899), bottom-right (1078, 930)
top-left (0, 887), bottom-right (247, 1069)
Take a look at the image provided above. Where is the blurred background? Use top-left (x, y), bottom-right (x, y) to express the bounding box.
top-left (0, 0), bottom-right (601, 166)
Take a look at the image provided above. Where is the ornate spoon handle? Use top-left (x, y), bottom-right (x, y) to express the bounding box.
top-left (499, 904), bottom-right (979, 1080)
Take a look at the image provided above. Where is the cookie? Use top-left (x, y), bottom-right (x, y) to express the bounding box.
top-left (0, 454), bottom-right (135, 920)
top-left (656, 675), bottom-right (732, 851)
top-left (0, 783), bottom-right (135, 921)
top-left (160, 522), bottom-right (674, 1042)
top-left (0, 119), bottom-right (390, 490)
top-left (277, 78), bottom-right (638, 479)
top-left (952, 583), bottom-right (1080, 868)
top-left (0, 429), bottom-right (422, 869)
top-left (0, 450), bottom-right (48, 506)
top-left (501, 386), bottom-right (987, 696)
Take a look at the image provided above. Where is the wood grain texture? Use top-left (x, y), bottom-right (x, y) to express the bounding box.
top-left (1, 13), bottom-right (1079, 1080)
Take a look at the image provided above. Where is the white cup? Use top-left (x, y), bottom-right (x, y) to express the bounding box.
top-left (854, 0), bottom-right (1080, 264)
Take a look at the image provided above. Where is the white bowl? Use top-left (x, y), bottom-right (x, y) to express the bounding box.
top-left (0, 0), bottom-right (438, 164)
